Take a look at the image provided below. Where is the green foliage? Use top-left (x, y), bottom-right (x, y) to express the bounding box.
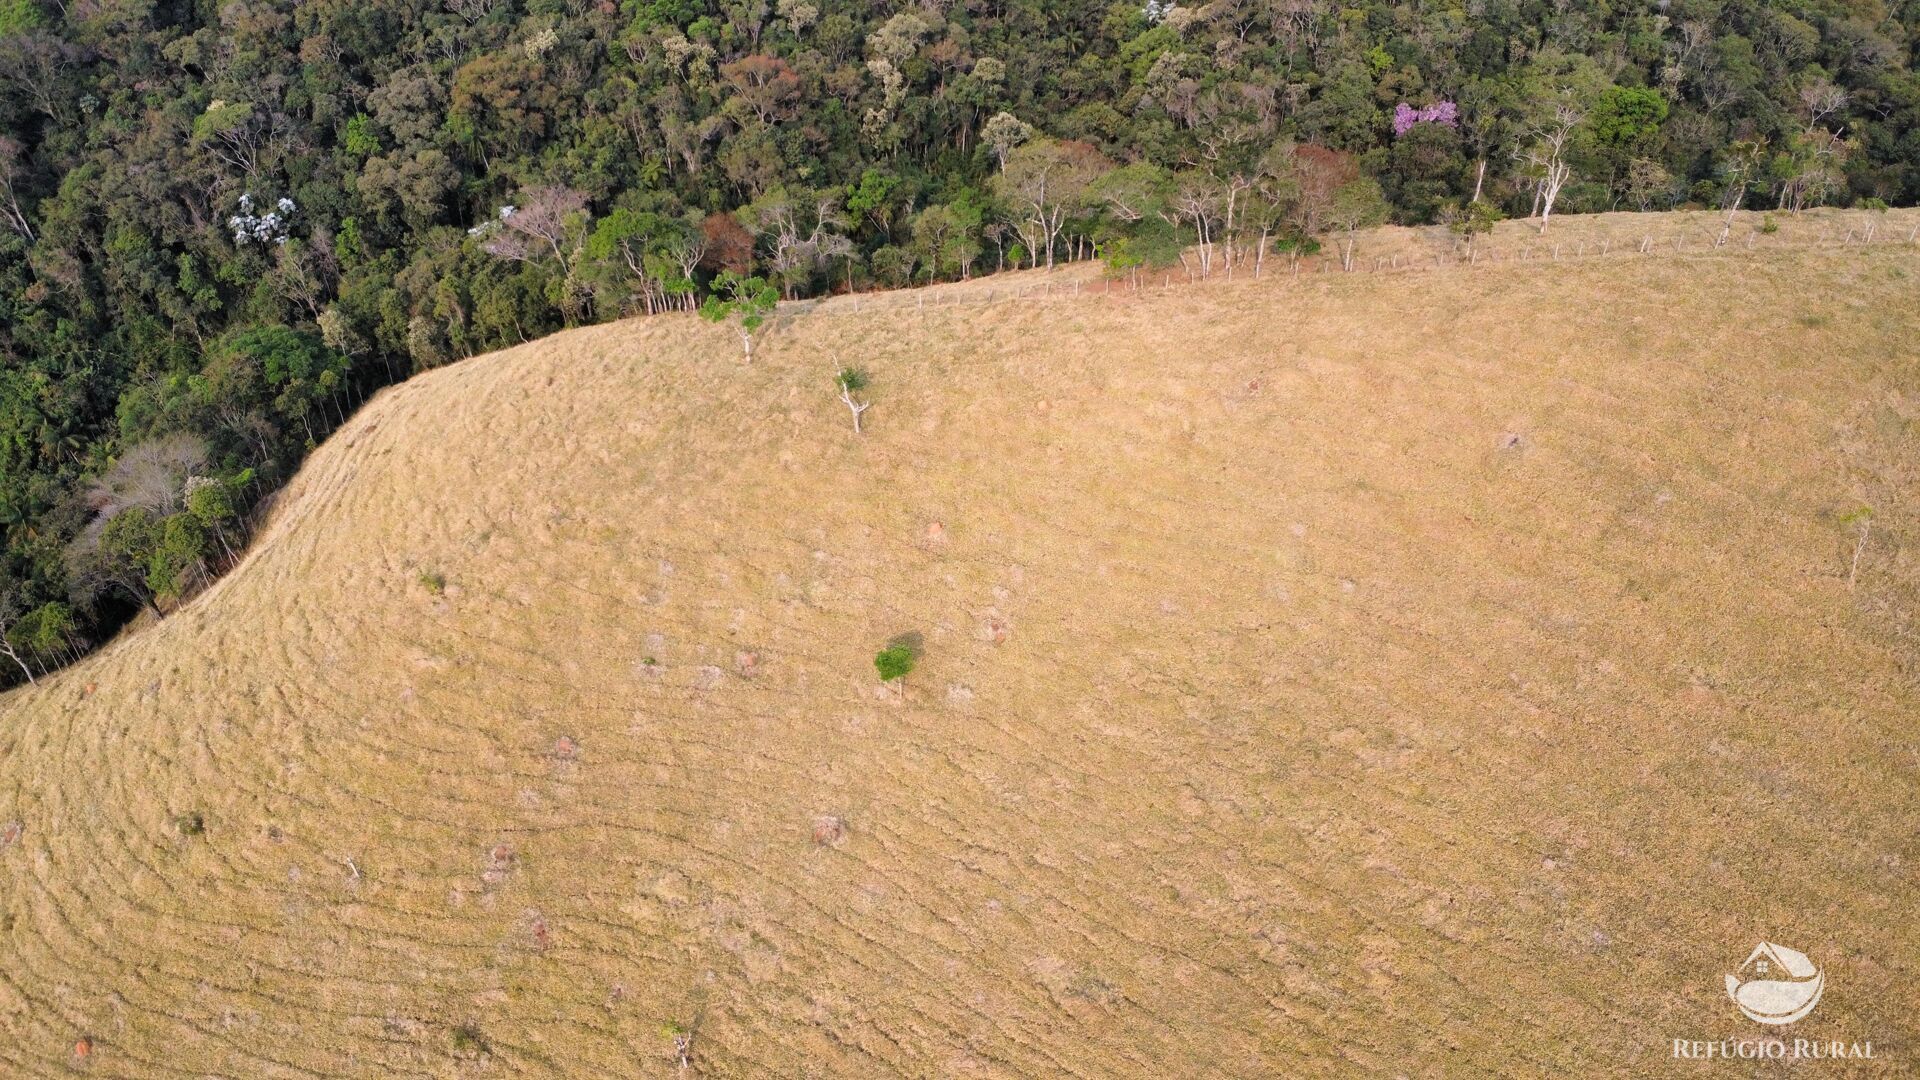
top-left (450, 1023), bottom-right (489, 1056)
top-left (874, 645), bottom-right (916, 682)
top-left (0, 0), bottom-right (42, 35)
top-left (846, 169), bottom-right (901, 225)
top-left (175, 811), bottom-right (205, 837)
top-left (146, 513), bottom-right (207, 602)
top-left (835, 368), bottom-right (868, 394)
top-left (1331, 179), bottom-right (1390, 233)
top-left (184, 477), bottom-right (237, 528)
top-left (342, 114), bottom-right (381, 158)
top-left (191, 101), bottom-right (255, 145)
top-left (1589, 88), bottom-right (1669, 149)
top-left (699, 272), bottom-right (779, 353)
top-left (418, 570), bottom-right (446, 595)
top-left (1448, 200), bottom-right (1505, 242)
top-left (102, 509), bottom-right (161, 569)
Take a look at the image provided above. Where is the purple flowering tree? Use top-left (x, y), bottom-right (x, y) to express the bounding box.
top-left (1392, 101), bottom-right (1459, 137)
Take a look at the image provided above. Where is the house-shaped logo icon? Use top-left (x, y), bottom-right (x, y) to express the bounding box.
top-left (1725, 942), bottom-right (1824, 1025)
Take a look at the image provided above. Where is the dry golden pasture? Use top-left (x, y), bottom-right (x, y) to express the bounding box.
top-left (2, 234), bottom-right (1918, 1077)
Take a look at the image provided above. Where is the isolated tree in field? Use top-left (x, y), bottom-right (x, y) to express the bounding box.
top-left (1447, 199), bottom-right (1504, 259)
top-left (1843, 506), bottom-right (1872, 590)
top-left (874, 632), bottom-right (921, 699)
top-left (874, 643), bottom-right (916, 692)
top-left (835, 368), bottom-right (872, 433)
top-left (1714, 140), bottom-right (1767, 245)
top-left (699, 270), bottom-right (778, 362)
top-left (1327, 178), bottom-right (1389, 271)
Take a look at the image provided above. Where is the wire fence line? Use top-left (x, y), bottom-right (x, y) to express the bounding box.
top-left (797, 222), bottom-right (1920, 319)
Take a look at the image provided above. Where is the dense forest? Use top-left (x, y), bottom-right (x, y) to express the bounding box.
top-left (0, 0), bottom-right (1916, 683)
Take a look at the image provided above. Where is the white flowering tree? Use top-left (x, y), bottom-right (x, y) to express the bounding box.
top-left (228, 194), bottom-right (296, 246)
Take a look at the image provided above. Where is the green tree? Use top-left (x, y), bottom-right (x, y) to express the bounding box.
top-left (1446, 199), bottom-right (1504, 259)
top-left (698, 271), bottom-right (778, 362)
top-left (879, 638), bottom-right (917, 680)
top-left (1327, 178), bottom-right (1390, 270)
top-left (146, 513), bottom-right (209, 604)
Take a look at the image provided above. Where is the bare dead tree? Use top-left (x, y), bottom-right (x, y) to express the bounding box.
top-left (1847, 508), bottom-right (1872, 591)
top-left (0, 579), bottom-right (37, 685)
top-left (1518, 102), bottom-right (1584, 234)
top-left (1799, 80), bottom-right (1848, 133)
top-left (1715, 140), bottom-right (1766, 246)
top-left (0, 32), bottom-right (84, 124)
top-left (835, 368), bottom-right (871, 433)
top-left (444, 0), bottom-right (499, 24)
top-left (85, 434), bottom-right (210, 519)
top-left (484, 186), bottom-right (590, 274)
top-left (0, 135), bottom-right (35, 242)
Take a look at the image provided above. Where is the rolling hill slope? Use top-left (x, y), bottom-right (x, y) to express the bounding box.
top-left (2, 242), bottom-right (1918, 1076)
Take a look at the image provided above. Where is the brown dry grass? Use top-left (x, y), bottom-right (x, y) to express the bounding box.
top-left (2, 226), bottom-right (1918, 1077)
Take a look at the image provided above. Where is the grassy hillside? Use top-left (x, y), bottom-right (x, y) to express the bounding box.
top-left (2, 238), bottom-right (1918, 1076)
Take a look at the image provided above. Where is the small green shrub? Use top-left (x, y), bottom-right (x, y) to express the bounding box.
top-left (418, 570), bottom-right (445, 595)
top-left (1760, 214), bottom-right (1779, 234)
top-left (451, 1023), bottom-right (489, 1056)
top-left (874, 645), bottom-right (916, 682)
top-left (175, 812), bottom-right (205, 837)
